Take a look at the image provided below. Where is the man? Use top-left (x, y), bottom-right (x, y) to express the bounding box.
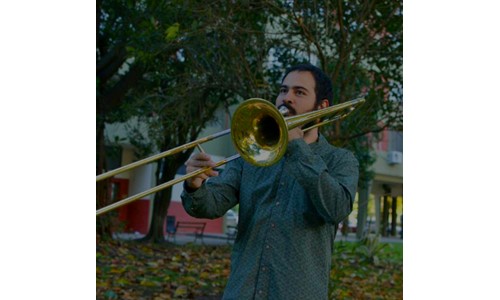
top-left (181, 64), bottom-right (359, 299)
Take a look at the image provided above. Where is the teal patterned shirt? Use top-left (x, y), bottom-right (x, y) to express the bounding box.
top-left (181, 135), bottom-right (359, 299)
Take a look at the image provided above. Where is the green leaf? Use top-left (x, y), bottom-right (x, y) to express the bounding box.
top-left (104, 290), bottom-right (118, 299)
top-left (116, 278), bottom-right (130, 286)
top-left (165, 23), bottom-right (180, 41)
top-left (174, 285), bottom-right (188, 297)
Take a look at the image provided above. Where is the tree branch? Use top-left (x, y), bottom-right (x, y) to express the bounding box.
top-left (97, 47), bottom-right (128, 85)
top-left (99, 63), bottom-right (145, 115)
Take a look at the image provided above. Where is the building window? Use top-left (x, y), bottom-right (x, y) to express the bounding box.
top-left (389, 131), bottom-right (403, 153)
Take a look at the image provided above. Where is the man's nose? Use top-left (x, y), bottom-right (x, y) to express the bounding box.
top-left (283, 93), bottom-right (294, 104)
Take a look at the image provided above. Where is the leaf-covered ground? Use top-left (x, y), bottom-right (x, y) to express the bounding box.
top-left (96, 239), bottom-right (402, 299)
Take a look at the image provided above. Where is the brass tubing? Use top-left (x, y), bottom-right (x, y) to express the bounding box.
top-left (96, 129), bottom-right (231, 182)
top-left (301, 98), bottom-right (363, 132)
top-left (285, 97), bottom-right (365, 130)
top-left (96, 154), bottom-right (241, 216)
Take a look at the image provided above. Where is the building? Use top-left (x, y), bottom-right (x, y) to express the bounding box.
top-left (348, 129), bottom-right (403, 237)
top-left (102, 101), bottom-right (402, 240)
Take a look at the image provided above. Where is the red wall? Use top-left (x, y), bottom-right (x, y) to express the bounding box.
top-left (112, 179), bottom-right (224, 235)
top-left (116, 199), bottom-right (224, 235)
top-left (118, 200), bottom-right (150, 234)
top-left (166, 202), bottom-right (224, 234)
top-left (380, 128), bottom-right (389, 151)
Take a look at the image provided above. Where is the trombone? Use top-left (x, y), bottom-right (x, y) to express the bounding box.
top-left (96, 97), bottom-right (365, 216)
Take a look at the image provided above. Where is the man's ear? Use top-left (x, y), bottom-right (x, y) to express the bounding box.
top-left (318, 99), bottom-right (329, 109)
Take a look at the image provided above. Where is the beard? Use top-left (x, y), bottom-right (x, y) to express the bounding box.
top-left (277, 103), bottom-right (322, 129)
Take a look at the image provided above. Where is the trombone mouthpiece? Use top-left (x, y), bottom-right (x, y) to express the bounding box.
top-left (278, 105), bottom-right (289, 116)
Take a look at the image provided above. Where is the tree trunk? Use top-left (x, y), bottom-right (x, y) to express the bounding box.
top-left (400, 198), bottom-right (403, 239)
top-left (341, 219), bottom-right (349, 237)
top-left (144, 188), bottom-right (172, 243)
top-left (391, 196), bottom-right (398, 236)
top-left (139, 158), bottom-right (178, 243)
top-left (96, 52), bottom-right (144, 240)
top-left (96, 120), bottom-right (113, 239)
top-left (356, 180), bottom-right (371, 239)
top-left (381, 195), bottom-right (389, 237)
top-left (374, 194), bottom-right (381, 234)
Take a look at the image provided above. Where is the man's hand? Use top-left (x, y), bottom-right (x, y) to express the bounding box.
top-left (185, 153), bottom-right (219, 190)
top-left (288, 127), bottom-right (304, 141)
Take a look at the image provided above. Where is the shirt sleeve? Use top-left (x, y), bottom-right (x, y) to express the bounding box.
top-left (181, 158), bottom-right (243, 219)
top-left (285, 139), bottom-right (359, 224)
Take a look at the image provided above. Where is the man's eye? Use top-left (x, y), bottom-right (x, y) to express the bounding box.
top-left (280, 88), bottom-right (287, 94)
top-left (296, 90), bottom-right (304, 95)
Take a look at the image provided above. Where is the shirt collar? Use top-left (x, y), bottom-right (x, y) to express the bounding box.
top-left (310, 134), bottom-right (334, 154)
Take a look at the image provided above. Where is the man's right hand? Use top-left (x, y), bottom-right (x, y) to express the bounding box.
top-left (185, 153), bottom-right (219, 190)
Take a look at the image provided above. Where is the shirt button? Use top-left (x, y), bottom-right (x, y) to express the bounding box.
top-left (265, 244), bottom-right (270, 249)
top-left (276, 201), bottom-right (280, 206)
top-left (262, 267), bottom-right (266, 271)
top-left (259, 290), bottom-right (263, 294)
top-left (271, 223), bottom-right (275, 228)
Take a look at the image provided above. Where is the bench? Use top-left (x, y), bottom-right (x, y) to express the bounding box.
top-left (167, 221), bottom-right (206, 244)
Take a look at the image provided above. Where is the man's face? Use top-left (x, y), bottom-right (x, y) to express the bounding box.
top-left (275, 71), bottom-right (317, 116)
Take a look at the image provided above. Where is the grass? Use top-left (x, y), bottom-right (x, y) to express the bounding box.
top-left (97, 238), bottom-right (403, 299)
top-left (330, 238), bottom-right (403, 299)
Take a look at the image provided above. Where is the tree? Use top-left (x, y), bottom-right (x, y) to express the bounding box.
top-left (96, 0), bottom-right (186, 237)
top-left (261, 0), bottom-right (403, 237)
top-left (263, 0), bottom-right (402, 137)
top-left (97, 0), bottom-right (271, 242)
top-left (96, 0), bottom-right (154, 237)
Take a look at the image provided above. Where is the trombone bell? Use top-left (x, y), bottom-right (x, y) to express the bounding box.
top-left (231, 98), bottom-right (289, 167)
